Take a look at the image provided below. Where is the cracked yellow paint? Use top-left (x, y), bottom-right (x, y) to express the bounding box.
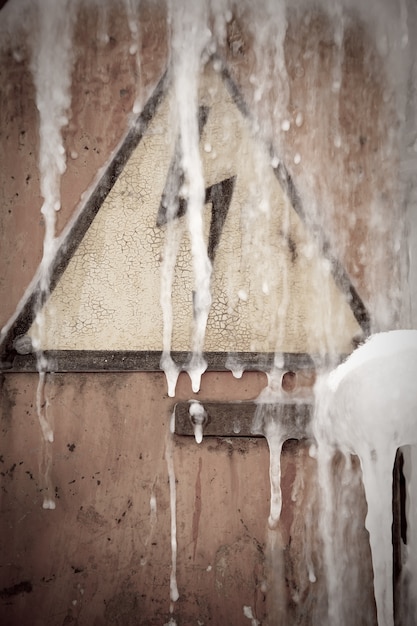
top-left (29, 66), bottom-right (360, 354)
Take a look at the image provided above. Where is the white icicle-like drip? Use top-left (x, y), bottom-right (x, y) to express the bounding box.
top-left (124, 0), bottom-right (143, 115)
top-left (30, 0), bottom-right (76, 301)
top-left (28, 0), bottom-right (76, 509)
top-left (243, 605), bottom-right (260, 626)
top-left (189, 400), bottom-right (207, 444)
top-left (252, 371), bottom-right (294, 530)
top-left (161, 0), bottom-right (212, 396)
top-left (313, 330), bottom-right (417, 626)
top-left (165, 411), bottom-right (179, 621)
top-left (160, 225), bottom-right (182, 397)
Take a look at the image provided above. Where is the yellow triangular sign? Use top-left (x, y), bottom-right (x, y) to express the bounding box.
top-left (28, 65), bottom-right (361, 355)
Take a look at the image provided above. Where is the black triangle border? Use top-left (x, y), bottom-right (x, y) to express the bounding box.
top-left (0, 56), bottom-right (370, 372)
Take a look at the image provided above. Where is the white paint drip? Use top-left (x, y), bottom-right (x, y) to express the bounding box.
top-left (39, 421), bottom-right (56, 510)
top-left (166, 412), bottom-right (179, 605)
top-left (26, 0), bottom-right (76, 508)
top-left (150, 491), bottom-right (157, 523)
top-left (42, 498), bottom-right (56, 510)
top-left (36, 368), bottom-right (55, 509)
top-left (194, 422), bottom-right (203, 444)
top-left (243, 605), bottom-right (260, 625)
top-left (160, 352), bottom-right (180, 399)
top-left (29, 0), bottom-right (76, 294)
top-left (252, 387), bottom-right (288, 530)
top-left (225, 354), bottom-right (244, 379)
top-left (169, 0), bottom-right (212, 394)
top-left (36, 371), bottom-right (54, 443)
top-left (124, 0), bottom-right (143, 115)
top-left (160, 220), bottom-right (182, 397)
top-left (314, 330), bottom-right (417, 626)
top-left (189, 400), bottom-right (207, 444)
top-left (187, 353), bottom-right (209, 394)
top-left (264, 419), bottom-right (285, 529)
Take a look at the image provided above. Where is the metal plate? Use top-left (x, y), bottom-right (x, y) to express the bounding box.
top-left (174, 401), bottom-right (313, 439)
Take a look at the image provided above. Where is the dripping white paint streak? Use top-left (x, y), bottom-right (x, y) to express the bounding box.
top-left (166, 412), bottom-right (179, 609)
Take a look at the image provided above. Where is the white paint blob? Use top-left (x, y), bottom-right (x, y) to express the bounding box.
top-left (314, 330), bottom-right (417, 626)
top-left (295, 111), bottom-right (304, 127)
top-left (189, 400), bottom-right (207, 444)
top-left (42, 498), bottom-right (56, 510)
top-left (150, 492), bottom-right (157, 525)
top-left (225, 354), bottom-right (245, 379)
top-left (243, 605), bottom-right (260, 625)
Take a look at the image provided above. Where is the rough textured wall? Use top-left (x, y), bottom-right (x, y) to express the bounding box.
top-left (0, 370), bottom-right (375, 625)
top-left (0, 2), bottom-right (400, 625)
top-left (0, 4), bottom-right (403, 334)
top-left (0, 0), bottom-right (168, 329)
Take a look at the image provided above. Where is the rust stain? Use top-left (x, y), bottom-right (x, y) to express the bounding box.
top-left (192, 456), bottom-right (203, 561)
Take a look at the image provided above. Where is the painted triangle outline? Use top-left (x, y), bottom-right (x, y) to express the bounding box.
top-left (0, 56), bottom-right (370, 372)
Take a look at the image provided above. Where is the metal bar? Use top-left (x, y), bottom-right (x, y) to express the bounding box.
top-left (1, 350), bottom-right (329, 373)
top-left (174, 401), bottom-right (313, 439)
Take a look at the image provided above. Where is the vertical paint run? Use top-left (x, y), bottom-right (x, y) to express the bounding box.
top-left (124, 0), bottom-right (143, 115)
top-left (263, 419), bottom-right (285, 529)
top-left (252, 372), bottom-right (294, 531)
top-left (167, 0), bottom-right (212, 394)
top-left (160, 222), bottom-right (181, 398)
top-left (29, 0), bottom-right (76, 308)
top-left (28, 0), bottom-right (76, 508)
top-left (166, 412), bottom-right (179, 619)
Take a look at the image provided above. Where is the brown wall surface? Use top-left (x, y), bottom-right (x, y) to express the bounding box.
top-left (0, 370), bottom-right (376, 625)
top-left (1, 371), bottom-right (278, 625)
top-left (0, 2), bottom-right (404, 624)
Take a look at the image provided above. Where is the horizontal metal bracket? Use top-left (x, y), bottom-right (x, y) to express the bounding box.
top-left (174, 401), bottom-right (313, 440)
